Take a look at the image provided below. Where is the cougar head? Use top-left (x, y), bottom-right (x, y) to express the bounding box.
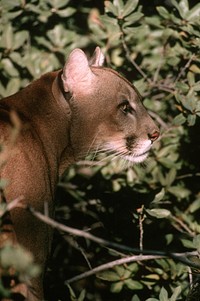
top-left (61, 47), bottom-right (159, 165)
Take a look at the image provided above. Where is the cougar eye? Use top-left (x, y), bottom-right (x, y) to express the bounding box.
top-left (119, 100), bottom-right (134, 115)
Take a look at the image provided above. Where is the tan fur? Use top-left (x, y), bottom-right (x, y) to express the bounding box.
top-left (0, 47), bottom-right (159, 300)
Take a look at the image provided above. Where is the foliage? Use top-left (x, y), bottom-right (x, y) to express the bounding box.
top-left (0, 0), bottom-right (200, 300)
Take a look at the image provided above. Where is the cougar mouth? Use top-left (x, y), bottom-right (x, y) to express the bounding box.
top-left (123, 149), bottom-right (149, 163)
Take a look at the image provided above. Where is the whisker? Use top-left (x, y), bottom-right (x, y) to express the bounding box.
top-left (85, 130), bottom-right (100, 158)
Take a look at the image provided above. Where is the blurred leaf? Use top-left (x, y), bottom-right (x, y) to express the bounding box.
top-left (170, 285), bottom-right (181, 301)
top-left (98, 270), bottom-right (120, 281)
top-left (122, 0), bottom-right (139, 18)
top-left (125, 279), bottom-right (143, 290)
top-left (152, 188), bottom-right (165, 203)
top-left (171, 0), bottom-right (189, 19)
top-left (104, 1), bottom-right (119, 16)
top-left (156, 7), bottom-right (170, 19)
top-left (49, 0), bottom-right (70, 9)
top-left (193, 235), bottom-right (200, 253)
top-left (185, 2), bottom-right (200, 21)
top-left (1, 58), bottom-right (19, 77)
top-left (173, 113), bottom-right (187, 125)
top-left (110, 281), bottom-right (124, 293)
top-left (57, 7), bottom-right (76, 17)
top-left (131, 295), bottom-right (141, 301)
top-left (187, 114), bottom-right (196, 126)
top-left (159, 287), bottom-right (168, 301)
top-left (168, 186), bottom-right (191, 200)
top-left (13, 31), bottom-right (29, 50)
top-left (124, 12), bottom-right (143, 26)
top-left (181, 239), bottom-right (194, 249)
top-left (0, 23), bottom-right (14, 49)
top-left (146, 209), bottom-right (171, 219)
top-left (188, 197), bottom-right (200, 213)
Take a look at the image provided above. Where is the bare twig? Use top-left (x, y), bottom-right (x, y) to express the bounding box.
top-left (28, 207), bottom-right (200, 270)
top-left (171, 215), bottom-right (195, 237)
top-left (120, 31), bottom-right (151, 84)
top-left (175, 54), bottom-right (196, 83)
top-left (137, 205), bottom-right (144, 252)
top-left (0, 196), bottom-right (25, 218)
top-left (66, 254), bottom-right (165, 284)
top-left (148, 110), bottom-right (169, 129)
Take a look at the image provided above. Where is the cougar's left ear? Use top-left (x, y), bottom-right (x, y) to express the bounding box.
top-left (62, 48), bottom-right (95, 94)
top-left (89, 46), bottom-right (105, 67)
top-left (62, 47), bottom-right (105, 94)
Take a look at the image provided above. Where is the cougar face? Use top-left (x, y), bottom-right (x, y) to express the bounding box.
top-left (63, 64), bottom-right (159, 165)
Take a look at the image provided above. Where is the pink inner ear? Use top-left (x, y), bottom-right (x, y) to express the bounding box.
top-left (62, 49), bottom-right (95, 94)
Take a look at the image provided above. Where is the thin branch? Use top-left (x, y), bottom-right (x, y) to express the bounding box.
top-left (120, 31), bottom-right (151, 84)
top-left (66, 254), bottom-right (165, 284)
top-left (28, 206), bottom-right (144, 254)
top-left (66, 250), bottom-right (200, 284)
top-left (0, 196), bottom-right (25, 218)
top-left (148, 110), bottom-right (168, 129)
top-left (171, 215), bottom-right (195, 237)
top-left (175, 54), bottom-right (196, 83)
top-left (28, 206), bottom-right (200, 269)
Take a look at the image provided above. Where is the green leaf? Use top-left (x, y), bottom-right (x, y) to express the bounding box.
top-left (146, 208), bottom-right (171, 219)
top-left (156, 7), bottom-right (170, 19)
top-left (0, 23), bottom-right (14, 49)
top-left (1, 58), bottom-right (19, 77)
top-left (170, 286), bottom-right (181, 301)
top-left (181, 238), bottom-right (194, 249)
top-left (125, 279), bottom-right (143, 290)
top-left (57, 7), bottom-right (76, 17)
top-left (168, 186), bottom-right (191, 200)
top-left (166, 168), bottom-right (177, 187)
top-left (104, 1), bottom-right (119, 16)
top-left (113, 0), bottom-right (124, 16)
top-left (159, 287), bottom-right (168, 301)
top-left (152, 188), bottom-right (165, 203)
top-left (67, 284), bottom-right (77, 301)
top-left (98, 270), bottom-right (120, 281)
top-left (49, 0), bottom-right (70, 9)
top-left (78, 289), bottom-right (86, 301)
top-left (188, 197), bottom-right (200, 213)
top-left (110, 281), bottom-right (124, 293)
top-left (173, 113), bottom-right (187, 125)
top-left (5, 78), bottom-right (21, 96)
top-left (122, 0), bottom-right (139, 18)
top-left (193, 235), bottom-right (200, 253)
top-left (175, 82), bottom-right (189, 93)
top-left (13, 31), bottom-right (28, 50)
top-left (186, 3), bottom-right (200, 21)
top-left (124, 12), bottom-right (143, 26)
top-left (131, 295), bottom-right (140, 301)
top-left (187, 114), bottom-right (196, 126)
top-left (171, 0), bottom-right (189, 18)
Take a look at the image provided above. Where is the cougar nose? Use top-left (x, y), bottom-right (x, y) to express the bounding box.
top-left (148, 130), bottom-right (160, 143)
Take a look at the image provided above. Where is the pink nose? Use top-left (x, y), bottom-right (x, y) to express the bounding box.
top-left (148, 130), bottom-right (160, 143)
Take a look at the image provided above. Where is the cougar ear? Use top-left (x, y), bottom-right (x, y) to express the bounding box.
top-left (89, 46), bottom-right (105, 67)
top-left (62, 49), bottom-right (95, 93)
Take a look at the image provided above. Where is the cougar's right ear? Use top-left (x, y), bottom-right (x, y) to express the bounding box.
top-left (89, 46), bottom-right (105, 67)
top-left (62, 49), bottom-right (95, 94)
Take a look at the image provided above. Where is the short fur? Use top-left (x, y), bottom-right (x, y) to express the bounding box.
top-left (0, 47), bottom-right (159, 300)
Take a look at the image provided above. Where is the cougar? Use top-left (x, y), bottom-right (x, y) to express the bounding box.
top-left (0, 47), bottom-right (159, 300)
